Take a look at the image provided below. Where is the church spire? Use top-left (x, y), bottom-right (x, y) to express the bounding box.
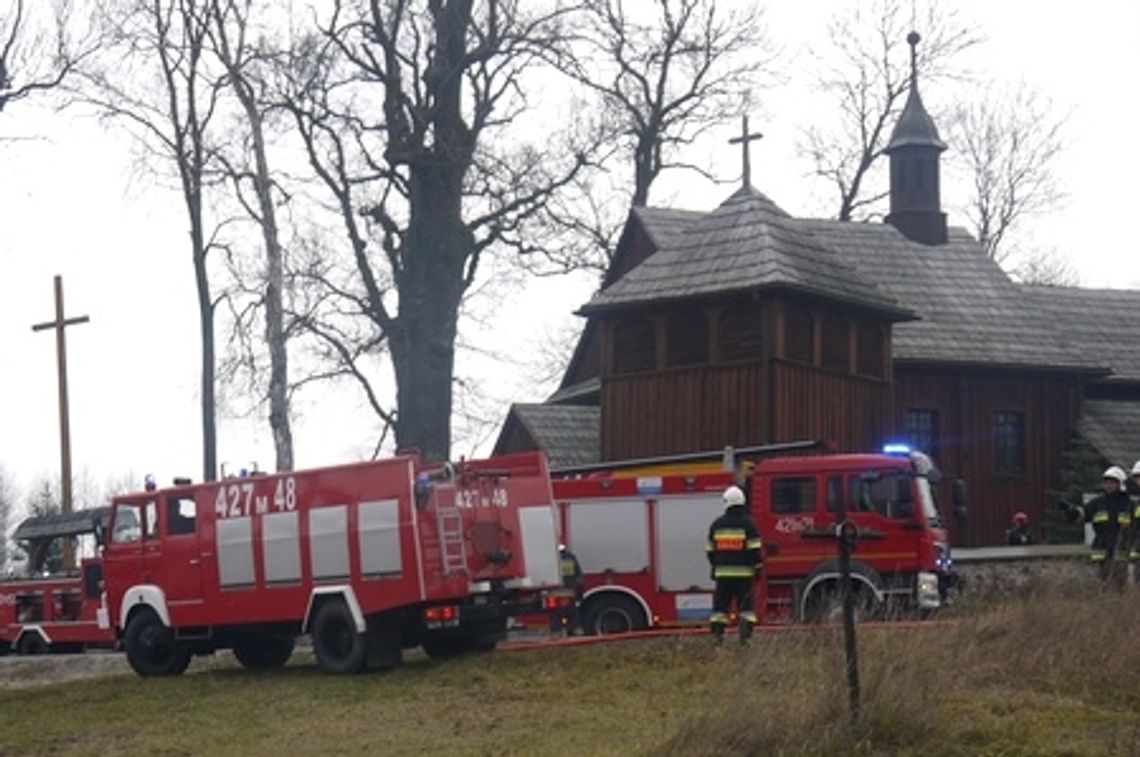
top-left (885, 31), bottom-right (948, 246)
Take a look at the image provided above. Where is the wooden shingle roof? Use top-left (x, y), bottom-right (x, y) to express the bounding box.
top-left (581, 187), bottom-right (914, 320)
top-left (799, 220), bottom-right (1105, 372)
top-left (1020, 286), bottom-right (1140, 382)
top-left (505, 404), bottom-right (600, 469)
top-left (1079, 400), bottom-right (1140, 469)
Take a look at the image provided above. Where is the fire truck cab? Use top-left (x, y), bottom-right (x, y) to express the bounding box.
top-left (551, 445), bottom-right (959, 633)
top-left (100, 451), bottom-right (561, 676)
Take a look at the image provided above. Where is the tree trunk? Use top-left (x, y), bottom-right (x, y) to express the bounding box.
top-left (389, 164), bottom-right (470, 463)
top-left (192, 228), bottom-right (217, 483)
top-left (245, 93), bottom-right (293, 471)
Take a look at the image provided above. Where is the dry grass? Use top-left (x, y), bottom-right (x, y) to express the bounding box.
top-left (4, 575), bottom-right (1140, 756)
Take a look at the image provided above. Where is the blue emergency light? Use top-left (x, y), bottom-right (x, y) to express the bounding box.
top-left (882, 443), bottom-right (911, 456)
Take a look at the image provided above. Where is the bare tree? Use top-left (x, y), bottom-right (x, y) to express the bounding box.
top-left (537, 0), bottom-right (771, 273)
top-left (565, 0), bottom-right (770, 207)
top-left (83, 0), bottom-right (226, 481)
top-left (1011, 247), bottom-right (1079, 287)
top-left (208, 0), bottom-right (294, 471)
top-left (0, 465), bottom-right (13, 573)
top-left (277, 0), bottom-right (589, 462)
top-left (801, 0), bottom-right (979, 221)
top-left (949, 86), bottom-right (1066, 264)
top-left (0, 0), bottom-right (92, 113)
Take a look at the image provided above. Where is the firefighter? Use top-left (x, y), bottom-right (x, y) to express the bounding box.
top-left (549, 544), bottom-right (583, 636)
top-left (1127, 461), bottom-right (1140, 581)
top-left (706, 485), bottom-right (763, 645)
top-left (1005, 511), bottom-right (1033, 546)
top-left (1077, 467), bottom-right (1132, 586)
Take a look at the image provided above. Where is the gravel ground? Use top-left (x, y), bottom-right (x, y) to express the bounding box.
top-left (0, 651), bottom-right (131, 689)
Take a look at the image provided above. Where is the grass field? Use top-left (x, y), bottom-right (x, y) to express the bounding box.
top-left (4, 584), bottom-right (1140, 756)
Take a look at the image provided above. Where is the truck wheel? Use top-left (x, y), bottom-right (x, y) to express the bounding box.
top-left (582, 594), bottom-right (647, 636)
top-left (312, 601), bottom-right (367, 674)
top-left (16, 633), bottom-right (48, 656)
top-left (124, 610), bottom-right (191, 677)
top-left (0, 641), bottom-right (9, 656)
top-left (804, 584), bottom-right (879, 625)
top-left (421, 633), bottom-right (473, 660)
top-left (232, 634), bottom-right (295, 671)
top-left (364, 614), bottom-right (403, 671)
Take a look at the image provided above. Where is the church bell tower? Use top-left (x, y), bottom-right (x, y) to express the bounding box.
top-left (884, 31), bottom-right (948, 246)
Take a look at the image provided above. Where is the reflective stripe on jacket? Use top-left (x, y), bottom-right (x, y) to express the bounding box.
top-left (707, 505), bottom-right (762, 580)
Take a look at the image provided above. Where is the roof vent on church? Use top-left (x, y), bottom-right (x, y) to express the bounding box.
top-left (886, 31), bottom-right (946, 152)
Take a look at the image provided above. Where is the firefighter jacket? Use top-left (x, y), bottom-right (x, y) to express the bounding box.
top-left (559, 548), bottom-right (584, 597)
top-left (706, 505), bottom-right (763, 580)
top-left (1127, 480), bottom-right (1140, 560)
top-left (1084, 490), bottom-right (1132, 563)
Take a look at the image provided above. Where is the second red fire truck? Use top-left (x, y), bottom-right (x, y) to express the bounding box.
top-left (99, 451), bottom-right (562, 676)
top-left (549, 444), bottom-right (963, 634)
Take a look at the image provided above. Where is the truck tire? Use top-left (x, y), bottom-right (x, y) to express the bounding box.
top-left (803, 583), bottom-right (879, 625)
top-left (365, 615), bottom-right (403, 671)
top-left (16, 633), bottom-right (48, 656)
top-left (124, 610), bottom-right (191, 677)
top-left (232, 634), bottom-right (295, 671)
top-left (312, 601), bottom-right (367, 674)
top-left (0, 641), bottom-right (9, 656)
top-left (421, 633), bottom-right (472, 660)
top-left (422, 617), bottom-right (503, 660)
top-left (581, 594), bottom-right (647, 636)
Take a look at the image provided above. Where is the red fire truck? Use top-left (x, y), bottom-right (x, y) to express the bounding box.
top-left (0, 508), bottom-right (116, 655)
top-left (99, 451), bottom-right (562, 676)
top-left (550, 444), bottom-right (962, 633)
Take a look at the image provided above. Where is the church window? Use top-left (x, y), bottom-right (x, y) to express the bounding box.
top-left (914, 159), bottom-right (924, 191)
top-left (785, 304), bottom-right (814, 364)
top-left (612, 316), bottom-right (655, 375)
top-left (895, 159), bottom-right (907, 191)
top-left (856, 322), bottom-right (885, 378)
top-left (718, 302), bottom-right (764, 363)
top-left (904, 409), bottom-right (940, 461)
top-left (993, 412), bottom-right (1026, 476)
top-left (666, 310), bottom-right (709, 367)
top-left (821, 314), bottom-right (849, 373)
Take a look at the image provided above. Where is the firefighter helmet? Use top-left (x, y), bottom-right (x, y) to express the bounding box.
top-left (1012, 511), bottom-right (1028, 526)
top-left (1103, 466), bottom-right (1127, 484)
top-left (1131, 460), bottom-right (1140, 477)
top-left (722, 485), bottom-right (746, 508)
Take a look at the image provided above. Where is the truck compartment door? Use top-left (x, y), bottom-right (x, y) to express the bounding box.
top-left (654, 494), bottom-right (724, 591)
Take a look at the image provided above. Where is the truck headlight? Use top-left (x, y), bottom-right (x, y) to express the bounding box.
top-left (916, 571), bottom-right (940, 610)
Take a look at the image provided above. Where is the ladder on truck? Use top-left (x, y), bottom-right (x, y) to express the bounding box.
top-left (436, 506), bottom-right (468, 576)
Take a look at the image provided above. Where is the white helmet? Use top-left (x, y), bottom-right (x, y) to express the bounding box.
top-left (1131, 460), bottom-right (1140, 477)
top-left (723, 485), bottom-right (746, 508)
top-left (1103, 466), bottom-right (1127, 484)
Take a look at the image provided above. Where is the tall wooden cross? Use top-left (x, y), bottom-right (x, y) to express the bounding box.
top-left (729, 114), bottom-right (764, 188)
top-left (31, 275), bottom-right (89, 571)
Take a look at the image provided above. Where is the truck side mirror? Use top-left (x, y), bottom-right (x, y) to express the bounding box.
top-left (93, 522), bottom-right (105, 548)
top-left (952, 479), bottom-right (969, 529)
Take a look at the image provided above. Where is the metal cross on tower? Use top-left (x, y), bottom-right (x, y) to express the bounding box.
top-left (729, 114), bottom-right (764, 189)
top-left (31, 275), bottom-right (90, 571)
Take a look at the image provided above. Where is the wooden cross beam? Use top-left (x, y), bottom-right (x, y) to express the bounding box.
top-left (31, 275), bottom-right (89, 571)
top-left (728, 114), bottom-right (764, 189)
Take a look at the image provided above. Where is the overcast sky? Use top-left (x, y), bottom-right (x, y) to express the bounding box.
top-left (1, 0), bottom-right (1137, 510)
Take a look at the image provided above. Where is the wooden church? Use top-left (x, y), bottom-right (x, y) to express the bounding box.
top-left (495, 36), bottom-right (1140, 546)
